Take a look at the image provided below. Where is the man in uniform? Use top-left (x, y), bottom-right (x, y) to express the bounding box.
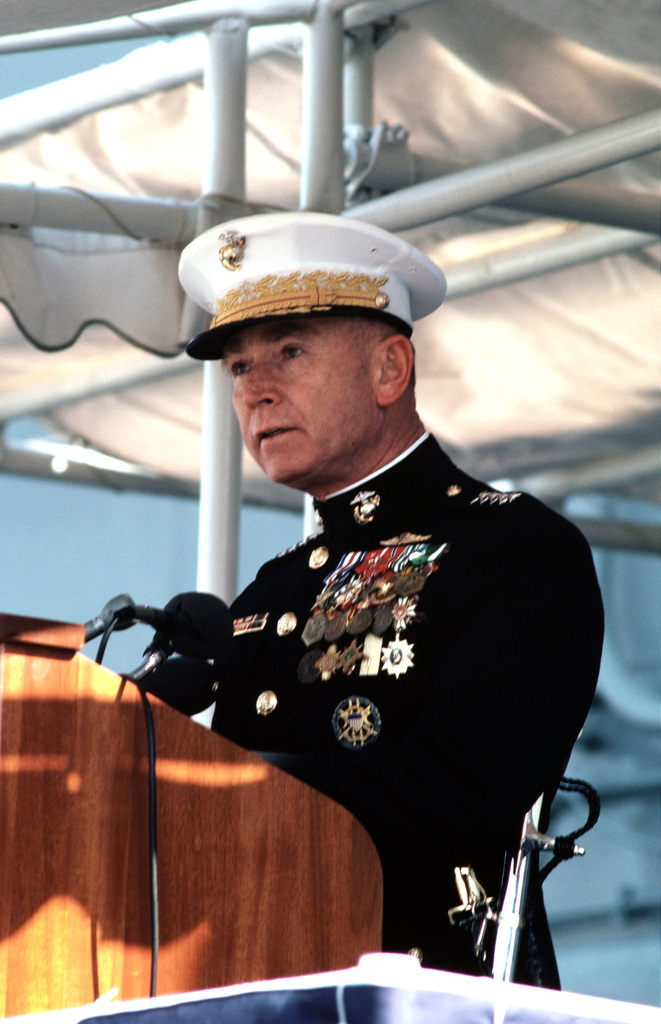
top-left (174, 211), bottom-right (604, 984)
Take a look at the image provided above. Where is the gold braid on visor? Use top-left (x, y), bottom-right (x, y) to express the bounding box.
top-left (212, 270), bottom-right (390, 328)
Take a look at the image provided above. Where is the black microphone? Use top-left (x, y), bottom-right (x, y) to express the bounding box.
top-left (125, 592), bottom-right (232, 696)
top-left (84, 593), bottom-right (136, 642)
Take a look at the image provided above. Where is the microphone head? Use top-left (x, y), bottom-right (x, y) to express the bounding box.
top-left (163, 592), bottom-right (232, 660)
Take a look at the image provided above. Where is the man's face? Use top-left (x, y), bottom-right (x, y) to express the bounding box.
top-left (224, 317), bottom-right (387, 498)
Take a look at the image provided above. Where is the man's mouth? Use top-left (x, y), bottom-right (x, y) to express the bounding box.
top-left (260, 427), bottom-right (289, 441)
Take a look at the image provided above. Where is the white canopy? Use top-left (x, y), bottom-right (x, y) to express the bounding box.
top-left (1, 1), bottom-right (658, 524)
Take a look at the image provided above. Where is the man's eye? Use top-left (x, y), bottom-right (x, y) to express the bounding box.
top-left (229, 360), bottom-right (249, 377)
top-left (282, 345), bottom-right (302, 360)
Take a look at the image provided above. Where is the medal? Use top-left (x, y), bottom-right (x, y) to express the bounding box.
top-left (347, 607), bottom-right (373, 635)
top-left (372, 606), bottom-right (394, 636)
top-left (332, 696), bottom-right (381, 749)
top-left (393, 571), bottom-right (426, 596)
top-left (381, 637), bottom-right (415, 678)
top-left (316, 644), bottom-right (343, 681)
top-left (324, 611), bottom-right (348, 642)
top-left (302, 613), bottom-right (327, 646)
top-left (297, 648), bottom-right (322, 683)
top-left (392, 597), bottom-right (418, 630)
top-left (359, 633), bottom-right (383, 676)
top-left (339, 638), bottom-right (363, 674)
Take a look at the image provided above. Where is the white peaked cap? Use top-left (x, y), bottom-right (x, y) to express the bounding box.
top-left (178, 211), bottom-right (446, 359)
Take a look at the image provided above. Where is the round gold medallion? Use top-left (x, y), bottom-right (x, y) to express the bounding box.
top-left (256, 690), bottom-right (278, 716)
top-left (309, 546), bottom-right (330, 570)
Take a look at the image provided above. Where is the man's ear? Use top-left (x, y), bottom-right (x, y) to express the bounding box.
top-left (374, 334), bottom-right (414, 407)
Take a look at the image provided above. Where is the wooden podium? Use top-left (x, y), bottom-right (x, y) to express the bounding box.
top-left (0, 615), bottom-right (382, 1017)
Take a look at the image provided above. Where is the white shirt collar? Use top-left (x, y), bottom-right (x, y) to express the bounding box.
top-left (322, 431), bottom-right (430, 501)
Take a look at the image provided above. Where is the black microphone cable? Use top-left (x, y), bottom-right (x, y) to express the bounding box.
top-left (92, 606), bottom-right (160, 998)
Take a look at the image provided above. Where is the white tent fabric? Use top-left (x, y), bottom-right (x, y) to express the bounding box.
top-left (0, 1), bottom-right (659, 513)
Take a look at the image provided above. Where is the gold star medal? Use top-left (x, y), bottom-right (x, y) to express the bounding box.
top-left (381, 637), bottom-right (415, 678)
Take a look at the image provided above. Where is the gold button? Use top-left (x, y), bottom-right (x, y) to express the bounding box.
top-left (277, 612), bottom-right (297, 636)
top-left (256, 690), bottom-right (277, 716)
top-left (446, 484), bottom-right (462, 497)
top-left (407, 947), bottom-right (423, 963)
top-left (309, 546), bottom-right (329, 569)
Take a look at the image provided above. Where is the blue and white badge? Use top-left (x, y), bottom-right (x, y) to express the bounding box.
top-left (332, 695), bottom-right (381, 749)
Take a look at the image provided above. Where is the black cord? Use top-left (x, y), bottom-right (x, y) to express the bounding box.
top-left (539, 776), bottom-right (601, 884)
top-left (136, 683), bottom-right (160, 998)
top-left (94, 616), bottom-right (160, 995)
top-left (95, 618), bottom-right (119, 664)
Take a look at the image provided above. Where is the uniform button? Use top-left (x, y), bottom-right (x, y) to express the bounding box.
top-left (446, 484), bottom-right (462, 497)
top-left (277, 612), bottom-right (297, 636)
top-left (407, 947), bottom-right (423, 963)
top-left (309, 546), bottom-right (329, 569)
top-left (256, 690), bottom-right (278, 716)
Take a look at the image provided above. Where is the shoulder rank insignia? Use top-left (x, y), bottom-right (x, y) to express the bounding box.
top-left (470, 490), bottom-right (522, 506)
top-left (332, 696), bottom-right (381, 749)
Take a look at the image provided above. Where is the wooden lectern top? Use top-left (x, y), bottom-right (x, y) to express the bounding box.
top-left (0, 613), bottom-right (85, 653)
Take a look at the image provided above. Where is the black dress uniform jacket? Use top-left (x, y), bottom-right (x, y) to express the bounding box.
top-left (212, 436), bottom-right (603, 983)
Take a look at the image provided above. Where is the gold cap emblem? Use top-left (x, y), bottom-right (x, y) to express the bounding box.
top-left (218, 231), bottom-right (246, 271)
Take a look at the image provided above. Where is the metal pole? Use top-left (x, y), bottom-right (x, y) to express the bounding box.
top-left (347, 109), bottom-right (661, 230)
top-left (195, 17), bottom-right (248, 604)
top-left (444, 225), bottom-right (657, 299)
top-left (300, 3), bottom-right (346, 536)
top-left (343, 26), bottom-right (374, 129)
top-left (300, 4), bottom-right (346, 213)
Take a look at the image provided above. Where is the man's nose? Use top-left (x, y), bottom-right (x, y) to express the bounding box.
top-left (240, 364), bottom-right (280, 407)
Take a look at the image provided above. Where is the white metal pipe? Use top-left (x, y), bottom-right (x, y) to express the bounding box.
top-left (195, 18), bottom-right (248, 604)
top-left (0, 26), bottom-right (301, 149)
top-left (0, 182), bottom-right (198, 241)
top-left (300, 5), bottom-right (346, 212)
top-left (0, 0), bottom-right (426, 53)
top-left (444, 225), bottom-right (657, 300)
top-left (347, 109), bottom-right (661, 230)
top-left (343, 26), bottom-right (375, 128)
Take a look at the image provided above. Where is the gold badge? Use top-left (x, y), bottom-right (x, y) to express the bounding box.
top-left (218, 230), bottom-right (246, 271)
top-left (309, 546), bottom-right (330, 569)
top-left (380, 533), bottom-right (432, 546)
top-left (446, 484), bottom-right (462, 497)
top-left (351, 490), bottom-right (381, 525)
top-left (277, 612), bottom-right (297, 636)
top-left (256, 690), bottom-right (277, 715)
